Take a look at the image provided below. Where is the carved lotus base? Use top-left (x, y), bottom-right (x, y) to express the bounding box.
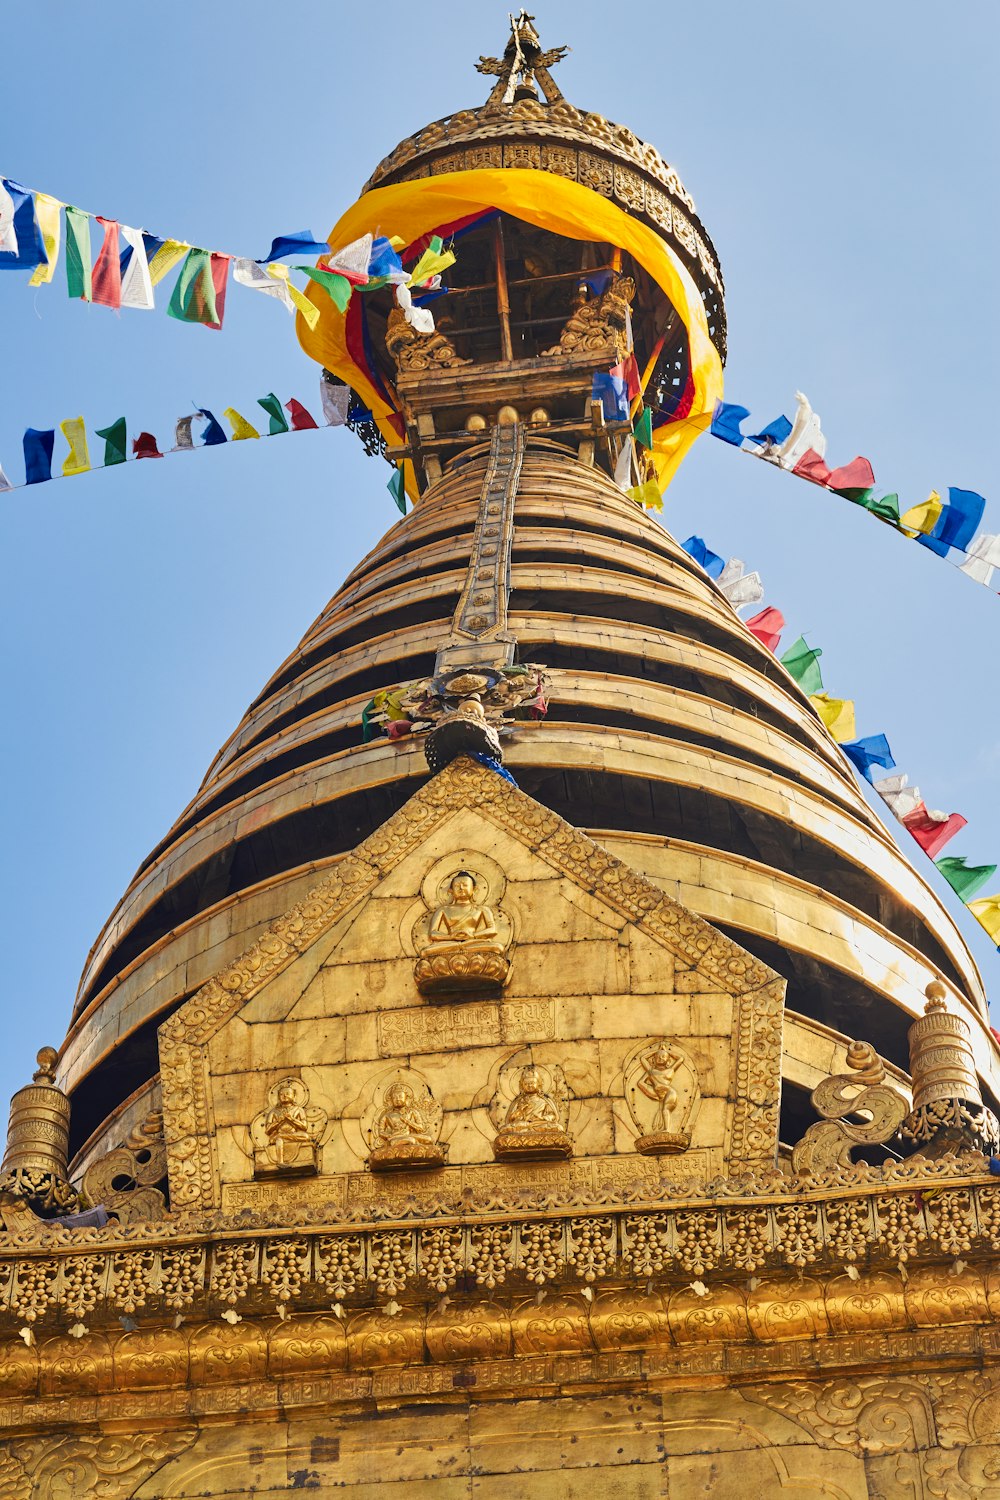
top-left (493, 1127), bottom-right (572, 1162)
top-left (368, 1140), bottom-right (449, 1173)
top-left (414, 949), bottom-right (511, 996)
top-left (253, 1143), bottom-right (318, 1180)
top-left (634, 1130), bottom-right (691, 1157)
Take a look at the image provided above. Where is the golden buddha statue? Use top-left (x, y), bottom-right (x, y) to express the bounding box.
top-left (368, 1079), bottom-right (447, 1173)
top-left (413, 868), bottom-right (512, 995)
top-left (494, 1065), bottom-right (572, 1161)
top-left (248, 1077), bottom-right (328, 1178)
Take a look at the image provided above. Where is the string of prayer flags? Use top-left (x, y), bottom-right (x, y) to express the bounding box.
top-left (285, 399), bottom-right (317, 431)
top-left (258, 393), bottom-right (289, 435)
top-left (780, 635), bottom-right (824, 695)
top-left (258, 230), bottom-right (331, 263)
top-left (59, 417), bottom-right (90, 477)
top-left (745, 606), bottom-right (784, 652)
top-left (132, 432), bottom-right (163, 459)
top-left (809, 693), bottom-right (857, 743)
top-left (64, 207), bottom-right (92, 300)
top-left (840, 734), bottom-right (895, 784)
top-left (935, 857), bottom-right (998, 903)
top-left (968, 897), bottom-right (1000, 947)
top-left (95, 418), bottom-right (126, 466)
top-left (917, 487), bottom-right (986, 558)
top-left (223, 408), bottom-right (260, 440)
top-left (680, 536), bottom-right (725, 578)
top-left (387, 465), bottom-right (406, 514)
top-left (710, 401), bottom-right (750, 446)
top-left (23, 428), bottom-right (54, 484)
top-left (900, 804), bottom-right (968, 859)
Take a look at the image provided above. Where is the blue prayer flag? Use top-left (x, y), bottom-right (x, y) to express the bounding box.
top-left (680, 535), bottom-right (726, 579)
top-left (368, 236), bottom-right (404, 280)
top-left (710, 401), bottom-right (751, 446)
top-left (257, 230), bottom-right (331, 263)
top-left (141, 232), bottom-right (165, 264)
top-left (22, 427), bottom-right (54, 484)
top-left (841, 734), bottom-right (895, 784)
top-left (197, 409), bottom-right (227, 446)
top-left (0, 181), bottom-right (48, 271)
top-left (592, 370), bottom-right (629, 422)
top-left (917, 487), bottom-right (986, 558)
top-left (411, 287), bottom-right (449, 307)
top-left (584, 270), bottom-right (614, 297)
top-left (747, 415), bottom-right (793, 448)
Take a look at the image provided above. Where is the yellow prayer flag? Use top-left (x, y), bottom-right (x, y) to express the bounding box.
top-left (408, 245), bottom-right (456, 285)
top-left (809, 693), bottom-right (857, 743)
top-left (148, 239), bottom-right (190, 286)
top-left (900, 490), bottom-right (942, 539)
top-left (967, 895), bottom-right (1000, 945)
top-left (626, 480), bottom-right (663, 512)
top-left (60, 416), bottom-right (91, 477)
top-left (265, 263), bottom-right (320, 330)
top-left (223, 407), bottom-right (260, 441)
top-left (28, 194), bottom-right (63, 287)
top-left (388, 235), bottom-right (406, 250)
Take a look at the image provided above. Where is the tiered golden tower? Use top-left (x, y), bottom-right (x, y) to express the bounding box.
top-left (2, 17), bottom-right (1000, 1497)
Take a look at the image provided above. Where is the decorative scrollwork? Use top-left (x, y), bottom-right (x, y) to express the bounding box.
top-left (792, 1041), bottom-right (908, 1174)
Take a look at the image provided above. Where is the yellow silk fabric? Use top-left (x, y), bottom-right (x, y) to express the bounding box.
top-left (296, 169), bottom-right (723, 496)
top-left (59, 416), bottom-right (91, 477)
top-left (28, 194), bottom-right (63, 287)
top-left (900, 490), bottom-right (943, 539)
top-left (223, 407), bottom-right (260, 440)
top-left (809, 693), bottom-right (857, 743)
top-left (968, 895), bottom-right (1000, 944)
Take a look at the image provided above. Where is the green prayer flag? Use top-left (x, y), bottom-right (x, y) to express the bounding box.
top-left (167, 248), bottom-right (218, 327)
top-left (95, 417), bottom-right (127, 466)
top-left (839, 487), bottom-right (875, 507)
top-left (634, 406), bottom-right (653, 450)
top-left (65, 206), bottom-right (92, 301)
top-left (296, 265), bottom-right (352, 313)
top-left (867, 492), bottom-right (901, 526)
top-left (257, 393), bottom-right (289, 435)
top-left (388, 465), bottom-right (406, 513)
top-left (935, 856), bottom-right (998, 903)
top-left (780, 635), bottom-right (824, 696)
top-left (361, 699), bottom-right (377, 743)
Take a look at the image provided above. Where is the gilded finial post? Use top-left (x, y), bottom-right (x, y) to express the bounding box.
top-left (899, 980), bottom-right (1000, 1158)
top-left (0, 1046), bottom-right (77, 1214)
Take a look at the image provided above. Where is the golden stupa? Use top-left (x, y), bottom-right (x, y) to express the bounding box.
top-left (2, 15), bottom-right (1000, 1496)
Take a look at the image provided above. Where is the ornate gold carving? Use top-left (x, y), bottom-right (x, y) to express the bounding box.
top-left (81, 1112), bottom-right (167, 1224)
top-left (542, 271), bottom-right (635, 359)
top-left (413, 865), bottom-right (512, 995)
top-left (0, 1428), bottom-right (198, 1497)
top-left (791, 1040), bottom-right (908, 1174)
top-left (0, 1049), bottom-right (75, 1215)
top-left (245, 1076), bottom-right (328, 1178)
top-left (625, 1038), bottom-right (699, 1155)
top-left (493, 1063), bottom-right (572, 1161)
top-left (366, 1074), bottom-right (447, 1172)
top-left (902, 983), bottom-right (1000, 1156)
top-left (384, 306), bottom-right (470, 374)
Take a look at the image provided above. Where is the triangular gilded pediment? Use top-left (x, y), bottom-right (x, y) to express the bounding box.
top-left (159, 757), bottom-right (784, 1212)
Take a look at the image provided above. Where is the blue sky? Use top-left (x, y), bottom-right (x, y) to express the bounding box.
top-left (1, 2), bottom-right (997, 1109)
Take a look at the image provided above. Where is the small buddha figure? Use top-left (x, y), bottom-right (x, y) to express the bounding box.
top-left (368, 1079), bottom-right (447, 1173)
top-left (264, 1082), bottom-right (314, 1166)
top-left (248, 1076), bottom-right (327, 1178)
top-left (413, 867), bottom-right (512, 996)
top-left (494, 1065), bottom-right (572, 1161)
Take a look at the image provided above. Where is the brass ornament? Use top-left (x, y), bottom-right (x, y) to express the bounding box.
top-left (542, 273), bottom-right (636, 360)
top-left (365, 1071), bottom-right (447, 1172)
top-left (384, 306), bottom-right (471, 374)
top-left (492, 1062), bottom-right (572, 1161)
top-left (81, 1112), bottom-right (168, 1223)
top-left (244, 1077), bottom-right (330, 1179)
top-left (624, 1038), bottom-right (700, 1155)
top-left (791, 1041), bottom-right (908, 1174)
top-left (901, 983), bottom-right (1000, 1157)
top-left (0, 1047), bottom-right (76, 1215)
top-left (413, 864), bottom-right (512, 996)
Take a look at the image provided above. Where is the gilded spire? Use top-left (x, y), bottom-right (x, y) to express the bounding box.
top-left (476, 9), bottom-right (569, 107)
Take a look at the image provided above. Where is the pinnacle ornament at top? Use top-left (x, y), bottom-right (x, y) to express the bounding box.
top-left (476, 10), bottom-right (569, 108)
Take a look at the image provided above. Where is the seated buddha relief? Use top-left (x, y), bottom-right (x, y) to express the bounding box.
top-left (413, 866), bottom-right (512, 997)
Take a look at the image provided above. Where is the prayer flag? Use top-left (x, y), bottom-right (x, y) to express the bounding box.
top-left (616, 354), bottom-right (641, 402)
top-left (841, 734), bottom-right (895, 784)
top-left (197, 409), bottom-right (227, 446)
top-left (223, 408), bottom-right (260, 440)
top-left (680, 536), bottom-right (725, 578)
top-left (634, 407), bottom-right (653, 450)
top-left (234, 256), bottom-right (294, 310)
top-left (147, 238), bottom-right (189, 285)
top-left (935, 857), bottom-right (998, 903)
top-left (173, 416), bottom-right (196, 451)
top-left (747, 415), bottom-right (792, 449)
top-left (0, 462), bottom-right (12, 492)
top-left (95, 418), bottom-right (127, 466)
top-left (875, 773), bottom-right (922, 820)
top-left (258, 230), bottom-right (331, 263)
top-left (867, 492), bottom-right (901, 526)
top-left (900, 490), bottom-right (943, 539)
top-left (28, 193), bottom-right (62, 286)
top-left (592, 370), bottom-right (628, 422)
top-left (745, 606), bottom-right (784, 653)
top-left (23, 428), bottom-right (54, 484)
top-left (717, 560), bottom-right (764, 609)
top-left (828, 456), bottom-right (876, 499)
top-left (91, 217), bottom-right (122, 309)
top-left (257, 393), bottom-right (290, 435)
top-left (369, 235), bottom-right (406, 282)
top-left (167, 249), bottom-right (229, 329)
top-left (613, 435), bottom-right (634, 490)
top-left (809, 693), bottom-right (857, 742)
top-left (297, 265), bottom-right (352, 313)
top-left (119, 226), bottom-right (154, 309)
top-left (285, 399), bottom-right (318, 431)
top-left (780, 635), bottom-right (824, 695)
top-left (64, 206), bottom-right (92, 300)
top-left (901, 804), bottom-right (967, 859)
top-left (132, 432), bottom-right (163, 460)
top-left (319, 377), bottom-right (349, 428)
top-left (959, 532), bottom-right (1000, 588)
top-left (626, 480), bottom-right (663, 511)
top-left (968, 896), bottom-right (1000, 946)
top-left (792, 448), bottom-right (833, 485)
top-left (777, 390), bottom-right (827, 470)
top-left (408, 235), bottom-right (455, 286)
top-left (388, 465), bottom-right (406, 513)
top-left (917, 486), bottom-right (986, 558)
top-left (395, 281), bottom-right (435, 333)
top-left (326, 233), bottom-right (373, 282)
top-left (0, 179), bottom-right (47, 270)
top-left (59, 416), bottom-right (91, 477)
top-left (710, 400), bottom-right (750, 446)
top-left (263, 263), bottom-right (321, 329)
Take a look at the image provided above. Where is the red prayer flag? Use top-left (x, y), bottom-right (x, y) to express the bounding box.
top-left (91, 217), bottom-right (122, 309)
top-left (132, 432), bottom-right (164, 459)
top-left (900, 803), bottom-right (968, 859)
top-left (792, 448), bottom-right (833, 486)
top-left (209, 253), bottom-right (230, 329)
top-left (285, 399), bottom-right (318, 431)
top-left (827, 456), bottom-right (876, 494)
top-left (745, 605), bottom-right (785, 653)
top-left (610, 356), bottom-right (641, 403)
